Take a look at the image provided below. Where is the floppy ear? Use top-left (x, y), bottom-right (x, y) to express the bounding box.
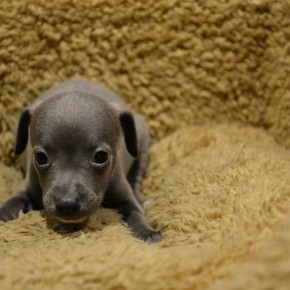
top-left (15, 109), bottom-right (31, 156)
top-left (119, 112), bottom-right (139, 158)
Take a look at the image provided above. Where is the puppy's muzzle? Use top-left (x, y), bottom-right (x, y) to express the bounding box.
top-left (54, 196), bottom-right (85, 223)
top-left (55, 196), bottom-right (80, 215)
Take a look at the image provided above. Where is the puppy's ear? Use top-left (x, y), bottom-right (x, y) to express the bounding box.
top-left (15, 109), bottom-right (31, 156)
top-left (119, 112), bottom-right (139, 158)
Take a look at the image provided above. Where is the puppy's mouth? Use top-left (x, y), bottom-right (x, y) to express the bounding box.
top-left (51, 209), bottom-right (89, 223)
top-left (52, 207), bottom-right (89, 224)
top-left (55, 216), bottom-right (88, 224)
top-left (51, 202), bottom-right (100, 224)
top-left (44, 193), bottom-right (102, 224)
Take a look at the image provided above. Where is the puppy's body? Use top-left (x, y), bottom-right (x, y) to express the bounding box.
top-left (0, 79), bottom-right (161, 243)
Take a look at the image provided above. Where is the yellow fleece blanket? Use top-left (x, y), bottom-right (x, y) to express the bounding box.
top-left (1, 1), bottom-right (290, 289)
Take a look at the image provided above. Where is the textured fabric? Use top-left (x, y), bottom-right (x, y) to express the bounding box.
top-left (1, 1), bottom-right (290, 289)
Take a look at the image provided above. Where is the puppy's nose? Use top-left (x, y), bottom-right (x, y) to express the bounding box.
top-left (55, 196), bottom-right (80, 215)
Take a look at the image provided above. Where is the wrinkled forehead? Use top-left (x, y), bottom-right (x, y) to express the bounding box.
top-left (30, 94), bottom-right (121, 150)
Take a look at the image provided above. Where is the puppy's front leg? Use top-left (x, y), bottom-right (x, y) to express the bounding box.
top-left (104, 178), bottom-right (162, 243)
top-left (124, 208), bottom-right (162, 243)
top-left (0, 190), bottom-right (40, 222)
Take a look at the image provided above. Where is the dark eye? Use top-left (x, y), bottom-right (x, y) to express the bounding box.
top-left (93, 151), bottom-right (108, 165)
top-left (35, 152), bottom-right (49, 166)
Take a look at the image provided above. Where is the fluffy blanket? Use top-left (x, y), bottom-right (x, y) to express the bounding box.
top-left (1, 1), bottom-right (290, 289)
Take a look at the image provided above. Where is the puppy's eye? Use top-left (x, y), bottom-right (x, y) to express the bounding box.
top-left (35, 152), bottom-right (49, 166)
top-left (93, 151), bottom-right (108, 165)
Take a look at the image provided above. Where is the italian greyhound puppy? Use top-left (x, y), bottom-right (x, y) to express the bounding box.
top-left (0, 79), bottom-right (161, 243)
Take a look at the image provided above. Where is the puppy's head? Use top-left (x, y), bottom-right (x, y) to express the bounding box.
top-left (15, 92), bottom-right (138, 223)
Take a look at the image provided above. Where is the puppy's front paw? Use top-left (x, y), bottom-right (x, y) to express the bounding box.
top-left (0, 205), bottom-right (19, 222)
top-left (0, 198), bottom-right (23, 222)
top-left (135, 229), bottom-right (162, 244)
top-left (145, 230), bottom-right (162, 244)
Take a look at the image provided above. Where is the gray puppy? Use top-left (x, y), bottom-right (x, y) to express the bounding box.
top-left (0, 79), bottom-right (161, 243)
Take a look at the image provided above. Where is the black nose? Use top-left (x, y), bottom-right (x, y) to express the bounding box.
top-left (55, 197), bottom-right (80, 215)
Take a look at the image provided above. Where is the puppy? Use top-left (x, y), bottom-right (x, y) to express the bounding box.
top-left (0, 79), bottom-right (161, 243)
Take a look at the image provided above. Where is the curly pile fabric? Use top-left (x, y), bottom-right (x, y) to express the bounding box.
top-left (0, 1), bottom-right (290, 289)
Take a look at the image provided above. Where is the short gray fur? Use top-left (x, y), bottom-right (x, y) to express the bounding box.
top-left (0, 79), bottom-right (161, 243)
